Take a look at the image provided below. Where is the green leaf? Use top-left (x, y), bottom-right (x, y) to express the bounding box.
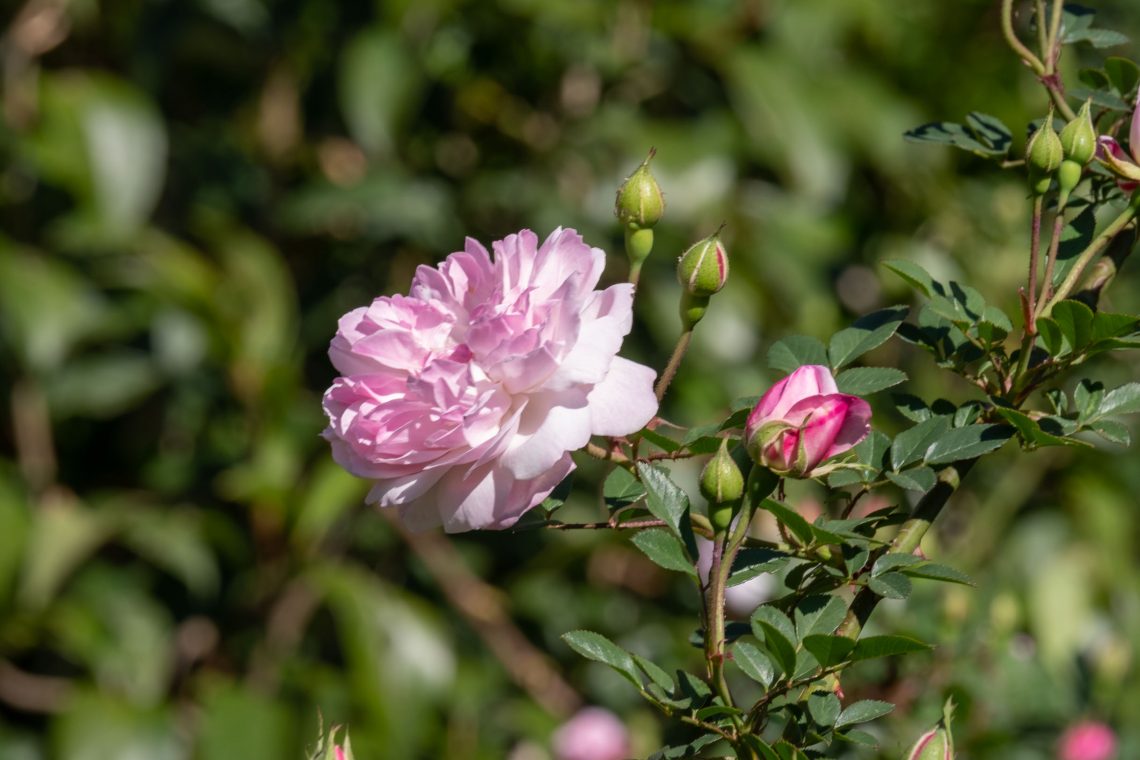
top-left (891, 416), bottom-right (951, 470)
top-left (835, 700), bottom-right (895, 729)
top-left (733, 641), bottom-right (775, 688)
top-left (729, 548), bottom-right (791, 586)
top-left (995, 407), bottom-right (1086, 449)
top-left (636, 463), bottom-right (689, 536)
top-left (924, 424), bottom-right (1011, 465)
top-left (871, 553), bottom-right (922, 576)
top-left (603, 467), bottom-right (646, 510)
top-left (849, 635), bottom-right (931, 662)
top-left (808, 692), bottom-right (842, 728)
top-left (1091, 312), bottom-right (1140, 342)
top-left (902, 562), bottom-right (975, 586)
top-left (1052, 300), bottom-right (1095, 354)
top-left (884, 260), bottom-right (936, 298)
top-left (633, 654), bottom-right (674, 692)
top-left (1092, 419), bottom-right (1131, 445)
top-left (867, 572), bottom-right (912, 599)
top-left (1097, 382), bottom-right (1140, 416)
top-left (828, 306), bottom-right (909, 369)
top-left (1104, 56), bottom-right (1140, 96)
top-left (795, 595), bottom-right (848, 639)
top-left (904, 116), bottom-right (1011, 157)
top-left (768, 335), bottom-right (829, 373)
top-left (631, 529), bottom-right (697, 577)
top-left (835, 367), bottom-right (907, 395)
top-left (756, 621), bottom-right (797, 677)
top-left (759, 499), bottom-right (814, 545)
top-left (802, 635), bottom-right (855, 667)
top-left (561, 630), bottom-right (642, 688)
top-left (640, 428), bottom-right (682, 453)
top-left (885, 467), bottom-right (937, 492)
top-left (752, 606), bottom-right (797, 644)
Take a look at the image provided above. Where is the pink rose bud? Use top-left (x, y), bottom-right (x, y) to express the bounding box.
top-left (334, 748), bottom-right (346, 760)
top-left (677, 229), bottom-right (729, 298)
top-left (552, 707), bottom-right (631, 760)
top-left (905, 699), bottom-right (955, 760)
top-left (321, 229), bottom-right (658, 532)
top-left (1058, 721), bottom-right (1117, 760)
top-left (744, 365), bottom-right (871, 478)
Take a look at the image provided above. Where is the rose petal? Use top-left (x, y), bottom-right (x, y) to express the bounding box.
top-left (586, 356), bottom-right (658, 437)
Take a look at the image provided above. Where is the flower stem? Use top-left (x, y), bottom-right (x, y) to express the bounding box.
top-left (1001, 0), bottom-right (1046, 74)
top-left (1039, 200), bottom-right (1067, 307)
top-left (836, 460), bottom-right (975, 641)
top-left (1046, 0), bottom-right (1065, 72)
top-left (1028, 194), bottom-right (1044, 320)
top-left (654, 329), bottom-right (693, 403)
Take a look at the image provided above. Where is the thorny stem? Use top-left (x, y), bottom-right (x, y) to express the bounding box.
top-left (655, 329), bottom-right (693, 402)
top-left (1028, 195), bottom-right (1044, 321)
top-left (836, 460), bottom-right (976, 641)
top-left (584, 441), bottom-right (630, 464)
top-left (1039, 202), bottom-right (1067, 308)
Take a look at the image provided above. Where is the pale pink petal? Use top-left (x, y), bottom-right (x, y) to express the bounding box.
top-left (1131, 85), bottom-right (1140, 164)
top-left (500, 392), bottom-right (593, 480)
top-left (586, 357), bottom-right (658, 436)
top-left (548, 284), bottom-right (635, 389)
top-left (436, 457), bottom-right (574, 532)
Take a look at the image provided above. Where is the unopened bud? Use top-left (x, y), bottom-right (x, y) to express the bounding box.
top-left (1060, 100), bottom-right (1097, 166)
top-left (1027, 108), bottom-right (1063, 195)
top-left (905, 700), bottom-right (955, 760)
top-left (677, 228), bottom-right (729, 297)
top-left (615, 149), bottom-right (665, 229)
top-left (700, 439), bottom-right (744, 530)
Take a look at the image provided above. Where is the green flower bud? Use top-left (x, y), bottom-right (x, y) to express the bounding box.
top-left (905, 700), bottom-right (955, 760)
top-left (1060, 100), bottom-right (1097, 165)
top-left (701, 439), bottom-right (744, 530)
top-left (1057, 158), bottom-right (1083, 202)
top-left (615, 148), bottom-right (665, 229)
top-left (1026, 108), bottom-right (1063, 195)
top-left (677, 228), bottom-right (729, 297)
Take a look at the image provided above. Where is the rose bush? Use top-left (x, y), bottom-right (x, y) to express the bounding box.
top-left (744, 364), bottom-right (871, 478)
top-left (321, 228), bottom-right (658, 532)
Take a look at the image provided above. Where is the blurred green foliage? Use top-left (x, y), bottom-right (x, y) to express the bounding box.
top-left (1, 0), bottom-right (1140, 757)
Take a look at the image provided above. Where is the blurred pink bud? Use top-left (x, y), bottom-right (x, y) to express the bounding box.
top-left (744, 365), bottom-right (871, 478)
top-left (552, 707), bottom-right (630, 760)
top-left (1058, 721), bottom-right (1117, 760)
top-left (334, 748), bottom-right (346, 760)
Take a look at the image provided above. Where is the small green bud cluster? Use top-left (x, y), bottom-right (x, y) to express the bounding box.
top-left (1057, 100), bottom-right (1096, 201)
top-left (699, 439), bottom-right (744, 531)
top-left (676, 228), bottom-right (729, 329)
top-left (615, 149), bottom-right (665, 277)
top-left (1027, 101), bottom-right (1098, 201)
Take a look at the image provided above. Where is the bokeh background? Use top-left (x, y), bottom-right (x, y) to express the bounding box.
top-left (2, 0), bottom-right (1140, 757)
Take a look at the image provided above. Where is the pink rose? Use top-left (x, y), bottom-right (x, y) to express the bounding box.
top-left (322, 228), bottom-right (658, 532)
top-left (552, 707), bottom-right (631, 760)
top-left (744, 365), bottom-right (871, 478)
top-left (1058, 721), bottom-right (1117, 760)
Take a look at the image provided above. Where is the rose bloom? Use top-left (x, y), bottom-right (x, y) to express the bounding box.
top-left (322, 228), bottom-right (658, 532)
top-left (552, 707), bottom-right (631, 760)
top-left (744, 365), bottom-right (871, 478)
top-left (1058, 721), bottom-right (1117, 760)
